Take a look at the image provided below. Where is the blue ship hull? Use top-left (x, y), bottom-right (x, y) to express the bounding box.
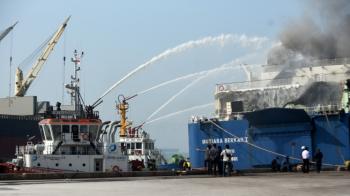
top-left (188, 108), bottom-right (350, 170)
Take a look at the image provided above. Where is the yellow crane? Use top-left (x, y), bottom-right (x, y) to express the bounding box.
top-left (117, 94), bottom-right (138, 137)
top-left (15, 16), bottom-right (70, 97)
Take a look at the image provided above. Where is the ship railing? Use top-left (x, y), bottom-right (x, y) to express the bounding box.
top-left (50, 110), bottom-right (99, 119)
top-left (215, 72), bottom-right (350, 94)
top-left (264, 57), bottom-right (350, 70)
top-left (309, 58), bottom-right (350, 67)
top-left (215, 58), bottom-right (350, 94)
top-left (16, 144), bottom-right (105, 155)
top-left (0, 114), bottom-right (42, 121)
top-left (301, 105), bottom-right (341, 115)
top-left (215, 77), bottom-right (299, 94)
top-left (215, 104), bottom-right (341, 120)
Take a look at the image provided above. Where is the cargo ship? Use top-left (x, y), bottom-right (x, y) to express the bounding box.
top-left (188, 58), bottom-right (350, 170)
top-left (0, 18), bottom-right (70, 162)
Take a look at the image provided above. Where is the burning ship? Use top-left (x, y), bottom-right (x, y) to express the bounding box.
top-left (189, 1), bottom-right (350, 170)
top-left (188, 59), bottom-right (350, 170)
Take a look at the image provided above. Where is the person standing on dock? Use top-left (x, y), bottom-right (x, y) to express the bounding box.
top-left (301, 146), bottom-right (310, 173)
top-left (205, 144), bottom-right (211, 174)
top-left (221, 144), bottom-right (233, 176)
top-left (217, 146), bottom-right (223, 175)
top-left (209, 144), bottom-right (218, 175)
top-left (314, 148), bottom-right (323, 173)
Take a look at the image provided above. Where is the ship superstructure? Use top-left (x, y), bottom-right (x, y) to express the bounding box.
top-left (215, 58), bottom-right (350, 119)
top-left (13, 50), bottom-right (129, 173)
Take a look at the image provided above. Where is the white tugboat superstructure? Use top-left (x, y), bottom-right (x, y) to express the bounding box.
top-left (14, 50), bottom-right (128, 173)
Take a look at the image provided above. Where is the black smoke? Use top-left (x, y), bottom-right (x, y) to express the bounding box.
top-left (268, 0), bottom-right (350, 65)
top-left (284, 81), bottom-right (342, 107)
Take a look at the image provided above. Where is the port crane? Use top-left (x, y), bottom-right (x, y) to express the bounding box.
top-left (15, 16), bottom-right (70, 97)
top-left (0, 22), bottom-right (18, 43)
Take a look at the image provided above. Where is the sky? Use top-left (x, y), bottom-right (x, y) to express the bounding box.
top-left (0, 0), bottom-right (303, 153)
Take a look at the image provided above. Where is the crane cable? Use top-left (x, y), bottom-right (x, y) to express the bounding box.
top-left (8, 29), bottom-right (14, 98)
top-left (17, 33), bottom-right (52, 70)
top-left (62, 31), bottom-right (66, 104)
top-left (207, 119), bottom-right (344, 167)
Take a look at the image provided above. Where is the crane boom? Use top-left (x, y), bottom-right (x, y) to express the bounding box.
top-left (0, 22), bottom-right (18, 43)
top-left (15, 16), bottom-right (70, 97)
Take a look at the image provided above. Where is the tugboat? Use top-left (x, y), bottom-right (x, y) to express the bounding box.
top-left (100, 94), bottom-right (167, 171)
top-left (11, 50), bottom-right (128, 173)
top-left (8, 50), bottom-right (166, 173)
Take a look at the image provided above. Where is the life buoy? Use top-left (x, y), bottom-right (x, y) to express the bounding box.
top-left (113, 165), bottom-right (121, 172)
top-left (218, 85), bottom-right (225, 91)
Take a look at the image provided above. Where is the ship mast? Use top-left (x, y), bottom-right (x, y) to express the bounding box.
top-left (65, 49), bottom-right (84, 117)
top-left (117, 94), bottom-right (137, 137)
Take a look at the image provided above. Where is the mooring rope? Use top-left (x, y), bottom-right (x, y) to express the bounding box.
top-left (207, 119), bottom-right (344, 167)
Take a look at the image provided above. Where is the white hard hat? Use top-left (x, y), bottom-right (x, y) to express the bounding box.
top-left (301, 146), bottom-right (305, 150)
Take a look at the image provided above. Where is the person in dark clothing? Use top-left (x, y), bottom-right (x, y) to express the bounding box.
top-left (209, 144), bottom-right (218, 175)
top-left (271, 157), bottom-right (281, 172)
top-left (314, 148), bottom-right (323, 173)
top-left (281, 156), bottom-right (291, 172)
top-left (205, 144), bottom-right (211, 174)
top-left (217, 146), bottom-right (223, 175)
top-left (179, 158), bottom-right (185, 170)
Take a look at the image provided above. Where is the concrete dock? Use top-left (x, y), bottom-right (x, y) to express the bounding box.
top-left (0, 171), bottom-right (349, 196)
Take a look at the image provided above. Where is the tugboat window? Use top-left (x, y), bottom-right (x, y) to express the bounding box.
top-left (52, 125), bottom-right (62, 140)
top-left (43, 125), bottom-right (52, 140)
top-left (69, 163), bottom-right (72, 167)
top-left (56, 163), bottom-right (59, 167)
top-left (39, 126), bottom-right (45, 140)
top-left (89, 125), bottom-right (98, 140)
top-left (62, 125), bottom-right (70, 133)
top-left (80, 125), bottom-right (88, 133)
top-left (72, 125), bottom-right (80, 142)
top-left (136, 143), bottom-right (142, 149)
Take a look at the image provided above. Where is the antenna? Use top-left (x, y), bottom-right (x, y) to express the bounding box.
top-left (65, 49), bottom-right (84, 116)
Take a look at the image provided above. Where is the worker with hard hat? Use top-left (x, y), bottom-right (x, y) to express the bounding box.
top-left (301, 146), bottom-right (310, 173)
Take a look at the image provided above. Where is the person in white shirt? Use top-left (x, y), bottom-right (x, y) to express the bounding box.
top-left (301, 146), bottom-right (310, 173)
top-left (220, 144), bottom-right (233, 176)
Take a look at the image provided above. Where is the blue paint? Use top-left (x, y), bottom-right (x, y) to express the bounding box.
top-left (188, 110), bottom-right (350, 170)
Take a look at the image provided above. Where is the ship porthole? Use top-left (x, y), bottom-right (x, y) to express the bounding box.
top-left (37, 163), bottom-right (41, 167)
top-left (56, 163), bottom-right (59, 167)
top-left (69, 163), bottom-right (72, 167)
top-left (82, 163), bottom-right (86, 167)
